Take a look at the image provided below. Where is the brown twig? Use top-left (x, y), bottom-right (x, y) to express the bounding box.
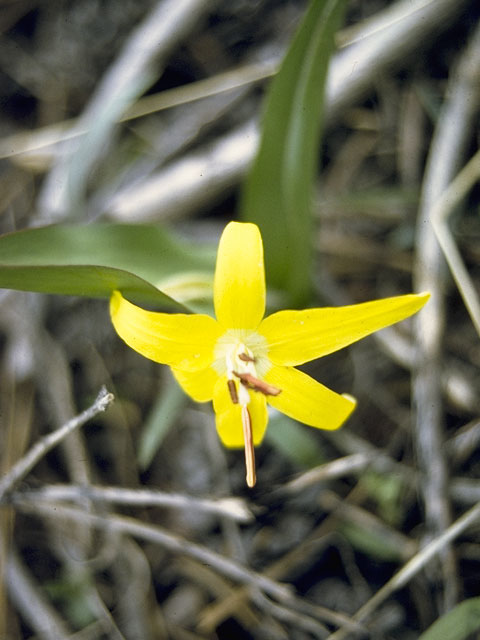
top-left (12, 501), bottom-right (292, 603)
top-left (7, 483), bottom-right (253, 523)
top-left (5, 547), bottom-right (72, 639)
top-left (327, 499), bottom-right (480, 639)
top-left (38, 0), bottom-right (216, 221)
top-left (413, 20), bottom-right (480, 610)
top-left (0, 387), bottom-right (114, 500)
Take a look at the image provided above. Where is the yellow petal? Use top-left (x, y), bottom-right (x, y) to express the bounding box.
top-left (260, 293), bottom-right (430, 366)
top-left (110, 291), bottom-right (220, 371)
top-left (263, 365), bottom-right (356, 430)
top-left (213, 376), bottom-right (268, 447)
top-left (214, 221), bottom-right (266, 330)
top-left (172, 366), bottom-right (218, 402)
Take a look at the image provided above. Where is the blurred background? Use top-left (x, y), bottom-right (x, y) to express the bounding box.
top-left (0, 0), bottom-right (480, 638)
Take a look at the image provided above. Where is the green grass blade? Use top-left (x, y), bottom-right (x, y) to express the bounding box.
top-left (240, 0), bottom-right (346, 306)
top-left (0, 224), bottom-right (215, 310)
top-left (265, 414), bottom-right (325, 469)
top-left (138, 374), bottom-right (187, 470)
top-left (418, 598), bottom-right (480, 640)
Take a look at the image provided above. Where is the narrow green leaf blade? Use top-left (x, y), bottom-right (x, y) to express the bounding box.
top-left (0, 224), bottom-right (215, 310)
top-left (240, 0), bottom-right (346, 305)
top-left (266, 413), bottom-right (325, 469)
top-left (138, 374), bottom-right (186, 470)
top-left (418, 598), bottom-right (480, 640)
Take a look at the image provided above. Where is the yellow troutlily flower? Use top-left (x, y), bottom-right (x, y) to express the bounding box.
top-left (110, 222), bottom-right (429, 487)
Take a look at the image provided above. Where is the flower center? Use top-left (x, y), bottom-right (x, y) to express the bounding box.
top-left (213, 329), bottom-right (273, 406)
top-left (213, 330), bottom-right (281, 489)
top-left (213, 329), bottom-right (272, 382)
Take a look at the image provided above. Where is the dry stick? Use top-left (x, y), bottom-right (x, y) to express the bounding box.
top-left (0, 319), bottom-right (117, 635)
top-left (327, 0), bottom-right (471, 117)
top-left (451, 479), bottom-right (480, 505)
top-left (108, 0), bottom-right (471, 223)
top-left (0, 387), bottom-right (114, 500)
top-left (431, 148), bottom-right (480, 338)
top-left (412, 23), bottom-right (480, 611)
top-left (374, 327), bottom-right (478, 414)
top-left (1, 0), bottom-right (468, 167)
top-left (0, 58), bottom-right (278, 160)
top-left (448, 418), bottom-right (480, 466)
top-left (178, 557), bottom-right (262, 630)
top-left (34, 321), bottom-right (92, 486)
top-left (292, 425), bottom-right (480, 508)
top-left (321, 425), bottom-right (480, 507)
top-left (327, 499), bottom-right (480, 640)
top-left (0, 297), bottom-right (91, 487)
top-left (5, 0), bottom-right (466, 223)
top-left (8, 484), bottom-right (254, 523)
top-left (12, 502), bottom-right (292, 604)
top-left (319, 264), bottom-right (478, 417)
top-left (283, 453), bottom-right (373, 493)
top-left (108, 120), bottom-right (257, 223)
top-left (183, 557), bottom-right (331, 638)
top-left (5, 548), bottom-right (72, 640)
top-left (199, 427), bottom-right (419, 633)
top-left (318, 491), bottom-right (417, 562)
top-left (198, 500), bottom-right (368, 635)
top-left (28, 337), bottom-right (127, 636)
top-left (13, 499), bottom-right (361, 636)
top-left (429, 22), bottom-right (480, 339)
top-left (38, 0), bottom-right (216, 222)
top-left (251, 590), bottom-right (330, 639)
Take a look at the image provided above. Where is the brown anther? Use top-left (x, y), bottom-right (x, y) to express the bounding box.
top-left (233, 371), bottom-right (282, 397)
top-left (227, 379), bottom-right (238, 404)
top-left (241, 406), bottom-right (256, 488)
top-left (238, 352), bottom-right (256, 363)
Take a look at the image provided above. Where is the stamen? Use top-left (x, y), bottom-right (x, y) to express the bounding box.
top-left (241, 406), bottom-right (256, 488)
top-left (233, 371), bottom-right (282, 397)
top-left (238, 352), bottom-right (256, 363)
top-left (227, 379), bottom-right (238, 404)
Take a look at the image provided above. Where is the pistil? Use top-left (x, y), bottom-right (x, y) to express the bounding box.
top-left (241, 406), bottom-right (256, 488)
top-left (221, 340), bottom-right (280, 488)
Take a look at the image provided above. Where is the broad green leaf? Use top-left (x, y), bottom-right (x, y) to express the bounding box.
top-left (0, 224), bottom-right (215, 311)
top-left (240, 0), bottom-right (346, 306)
top-left (418, 598), bottom-right (480, 640)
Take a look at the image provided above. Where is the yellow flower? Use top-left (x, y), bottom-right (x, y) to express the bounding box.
top-left (110, 222), bottom-right (429, 487)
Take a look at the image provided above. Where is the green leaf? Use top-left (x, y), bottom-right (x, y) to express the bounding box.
top-left (418, 598), bottom-right (480, 640)
top-left (266, 414), bottom-right (325, 468)
top-left (338, 522), bottom-right (409, 563)
top-left (361, 471), bottom-right (405, 526)
top-left (138, 373), bottom-right (186, 470)
top-left (45, 572), bottom-right (96, 629)
top-left (240, 0), bottom-right (346, 306)
top-left (0, 223), bottom-right (215, 311)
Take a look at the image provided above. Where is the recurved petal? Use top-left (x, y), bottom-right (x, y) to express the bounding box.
top-left (172, 366), bottom-right (218, 402)
top-left (110, 291), bottom-right (220, 371)
top-left (213, 376), bottom-right (268, 447)
top-left (263, 365), bottom-right (356, 430)
top-left (260, 293), bottom-right (430, 366)
top-left (214, 221), bottom-right (266, 330)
